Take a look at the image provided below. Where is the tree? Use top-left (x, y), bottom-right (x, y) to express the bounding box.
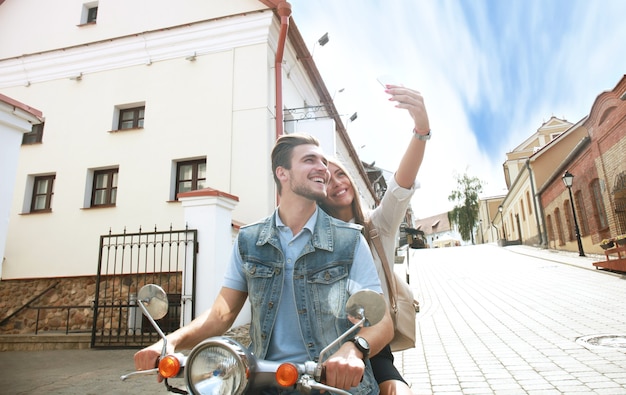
top-left (448, 172), bottom-right (484, 244)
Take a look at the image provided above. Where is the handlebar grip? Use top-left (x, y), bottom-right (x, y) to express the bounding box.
top-left (319, 363), bottom-right (363, 385)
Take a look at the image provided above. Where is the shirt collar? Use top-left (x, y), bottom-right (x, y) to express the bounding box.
top-left (275, 206), bottom-right (319, 234)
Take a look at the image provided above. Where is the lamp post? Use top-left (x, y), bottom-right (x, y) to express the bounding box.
top-left (562, 171), bottom-right (585, 257)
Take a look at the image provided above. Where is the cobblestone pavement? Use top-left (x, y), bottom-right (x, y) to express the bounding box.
top-left (1, 243), bottom-right (625, 394)
top-left (395, 243), bottom-right (626, 394)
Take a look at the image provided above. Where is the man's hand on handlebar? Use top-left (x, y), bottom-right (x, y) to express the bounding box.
top-left (134, 341), bottom-right (170, 382)
top-left (322, 342), bottom-right (365, 390)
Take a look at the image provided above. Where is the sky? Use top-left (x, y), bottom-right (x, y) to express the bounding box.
top-left (288, 0), bottom-right (626, 219)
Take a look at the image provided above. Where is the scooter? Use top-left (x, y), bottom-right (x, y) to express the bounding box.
top-left (121, 284), bottom-right (386, 395)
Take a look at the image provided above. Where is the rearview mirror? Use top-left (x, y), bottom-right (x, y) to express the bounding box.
top-left (137, 284), bottom-right (169, 320)
top-left (346, 289), bottom-right (385, 326)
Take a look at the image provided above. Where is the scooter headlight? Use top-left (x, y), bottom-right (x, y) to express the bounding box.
top-left (185, 337), bottom-right (253, 395)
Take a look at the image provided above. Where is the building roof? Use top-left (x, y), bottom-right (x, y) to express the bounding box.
top-left (0, 92), bottom-right (43, 122)
top-left (413, 211), bottom-right (451, 235)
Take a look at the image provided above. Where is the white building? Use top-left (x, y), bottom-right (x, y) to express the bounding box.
top-left (0, 0), bottom-right (378, 340)
top-left (0, 94), bottom-right (43, 276)
top-left (0, 0), bottom-right (376, 278)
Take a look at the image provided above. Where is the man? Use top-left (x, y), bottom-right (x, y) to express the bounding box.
top-left (134, 134), bottom-right (393, 394)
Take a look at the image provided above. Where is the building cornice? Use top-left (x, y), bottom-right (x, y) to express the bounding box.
top-left (0, 11), bottom-right (273, 89)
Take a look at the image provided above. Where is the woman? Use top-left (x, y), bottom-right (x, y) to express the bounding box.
top-left (320, 85), bottom-right (430, 395)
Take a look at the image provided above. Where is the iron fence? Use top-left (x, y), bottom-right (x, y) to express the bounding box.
top-left (91, 226), bottom-right (197, 348)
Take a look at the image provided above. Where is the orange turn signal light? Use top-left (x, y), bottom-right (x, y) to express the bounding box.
top-left (158, 355), bottom-right (181, 378)
top-left (275, 363), bottom-right (299, 387)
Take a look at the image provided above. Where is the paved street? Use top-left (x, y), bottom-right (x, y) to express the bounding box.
top-left (1, 243), bottom-right (626, 394)
top-left (398, 243), bottom-right (626, 394)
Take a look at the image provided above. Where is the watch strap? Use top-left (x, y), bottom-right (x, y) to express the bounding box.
top-left (350, 336), bottom-right (370, 360)
top-left (413, 127), bottom-right (431, 141)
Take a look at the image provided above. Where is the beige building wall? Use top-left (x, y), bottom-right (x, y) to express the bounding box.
top-left (477, 196), bottom-right (504, 243)
top-left (531, 122), bottom-right (589, 192)
top-left (0, 3), bottom-right (358, 279)
top-left (493, 117), bottom-right (578, 247)
top-left (503, 117), bottom-right (572, 189)
top-left (500, 168), bottom-right (541, 244)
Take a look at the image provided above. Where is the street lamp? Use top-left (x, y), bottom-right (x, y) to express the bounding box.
top-left (562, 171), bottom-right (585, 256)
top-left (312, 32), bottom-right (329, 56)
top-left (345, 112), bottom-right (358, 131)
top-left (317, 32), bottom-right (329, 46)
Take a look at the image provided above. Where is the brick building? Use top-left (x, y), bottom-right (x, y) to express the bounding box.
top-left (540, 75), bottom-right (626, 255)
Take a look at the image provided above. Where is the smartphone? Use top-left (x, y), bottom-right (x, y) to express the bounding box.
top-left (377, 74), bottom-right (402, 88)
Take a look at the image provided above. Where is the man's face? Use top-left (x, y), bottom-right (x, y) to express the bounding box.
top-left (285, 144), bottom-right (330, 200)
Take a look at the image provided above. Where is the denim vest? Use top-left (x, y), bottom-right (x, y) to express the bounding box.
top-left (237, 208), bottom-right (379, 395)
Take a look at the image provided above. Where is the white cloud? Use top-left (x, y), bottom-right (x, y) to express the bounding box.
top-left (289, 0), bottom-right (626, 219)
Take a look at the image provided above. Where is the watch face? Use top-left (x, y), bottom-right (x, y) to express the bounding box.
top-left (354, 336), bottom-right (370, 357)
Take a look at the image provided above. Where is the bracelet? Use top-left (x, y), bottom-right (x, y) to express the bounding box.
top-left (413, 127), bottom-right (431, 141)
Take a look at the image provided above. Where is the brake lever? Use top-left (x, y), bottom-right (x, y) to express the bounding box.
top-left (120, 368), bottom-right (159, 381)
top-left (301, 375), bottom-right (351, 395)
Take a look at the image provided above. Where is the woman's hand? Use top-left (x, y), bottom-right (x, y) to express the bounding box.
top-left (385, 85), bottom-right (430, 134)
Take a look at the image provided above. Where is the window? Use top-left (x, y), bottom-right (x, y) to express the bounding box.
top-left (91, 168), bottom-right (118, 207)
top-left (526, 191), bottom-right (533, 215)
top-left (31, 175), bottom-right (55, 212)
top-left (554, 208), bottom-right (564, 246)
top-left (546, 215), bottom-right (554, 243)
top-left (118, 107), bottom-right (145, 130)
top-left (550, 132), bottom-right (563, 141)
top-left (86, 6), bottom-right (98, 23)
top-left (80, 2), bottom-right (98, 24)
top-left (591, 179), bottom-right (608, 229)
top-left (22, 123), bottom-right (44, 145)
top-left (175, 159), bottom-right (206, 198)
top-left (563, 201), bottom-right (574, 241)
top-left (574, 191), bottom-right (588, 236)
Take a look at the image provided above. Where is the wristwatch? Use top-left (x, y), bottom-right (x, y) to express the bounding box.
top-left (350, 336), bottom-right (370, 360)
top-left (413, 127), bottom-right (431, 141)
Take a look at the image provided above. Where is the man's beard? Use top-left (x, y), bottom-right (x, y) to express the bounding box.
top-left (290, 177), bottom-right (327, 201)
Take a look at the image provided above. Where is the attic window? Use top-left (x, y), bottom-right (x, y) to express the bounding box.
top-left (431, 220), bottom-right (440, 227)
top-left (80, 2), bottom-right (98, 25)
top-left (550, 132), bottom-right (562, 141)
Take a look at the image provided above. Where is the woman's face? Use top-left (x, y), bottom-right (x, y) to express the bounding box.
top-left (323, 162), bottom-right (355, 209)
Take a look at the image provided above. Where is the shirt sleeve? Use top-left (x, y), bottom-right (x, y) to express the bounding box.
top-left (370, 176), bottom-right (418, 235)
top-left (347, 234), bottom-right (383, 295)
top-left (223, 237), bottom-right (248, 292)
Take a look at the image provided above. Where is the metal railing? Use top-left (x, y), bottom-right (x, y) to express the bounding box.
top-left (32, 304), bottom-right (93, 334)
top-left (0, 282), bottom-right (59, 329)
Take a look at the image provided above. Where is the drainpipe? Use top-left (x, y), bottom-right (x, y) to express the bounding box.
top-left (274, 1), bottom-right (291, 139)
top-left (526, 159), bottom-right (545, 247)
